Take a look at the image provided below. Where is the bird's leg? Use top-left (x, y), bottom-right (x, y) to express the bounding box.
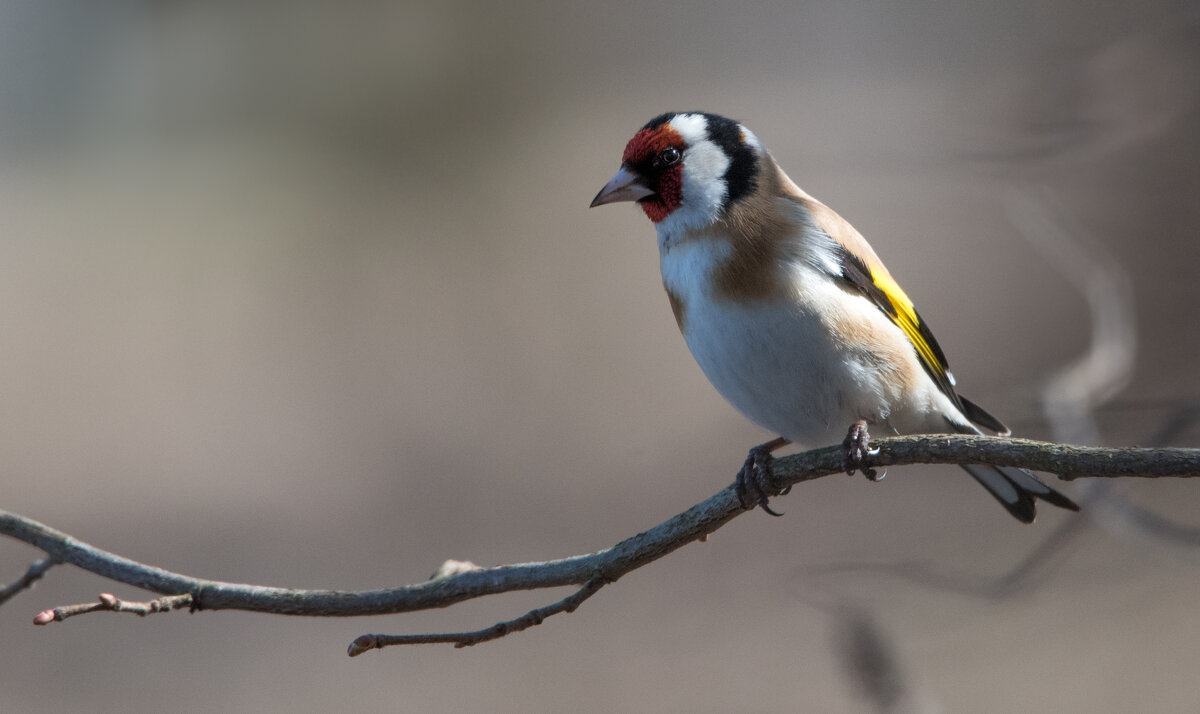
top-left (735, 436), bottom-right (791, 517)
top-left (842, 420), bottom-right (883, 481)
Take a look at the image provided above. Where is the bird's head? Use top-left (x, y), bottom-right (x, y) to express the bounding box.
top-left (590, 112), bottom-right (763, 234)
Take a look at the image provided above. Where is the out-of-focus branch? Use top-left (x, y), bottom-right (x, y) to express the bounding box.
top-left (1011, 189), bottom-right (1200, 562)
top-left (1006, 188), bottom-right (1136, 446)
top-left (2, 435), bottom-right (1198, 653)
top-left (0, 558), bottom-right (55, 607)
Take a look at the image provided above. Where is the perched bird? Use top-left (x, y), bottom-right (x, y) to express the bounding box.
top-left (590, 111), bottom-right (1079, 523)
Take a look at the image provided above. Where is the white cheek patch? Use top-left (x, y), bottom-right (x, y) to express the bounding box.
top-left (659, 114), bottom-right (732, 235)
top-left (681, 140), bottom-right (730, 215)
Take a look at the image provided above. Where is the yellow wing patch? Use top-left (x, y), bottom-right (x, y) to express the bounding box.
top-left (825, 235), bottom-right (957, 400)
top-left (869, 269), bottom-right (952, 384)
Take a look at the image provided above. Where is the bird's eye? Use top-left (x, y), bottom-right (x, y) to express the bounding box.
top-left (658, 147), bottom-right (681, 167)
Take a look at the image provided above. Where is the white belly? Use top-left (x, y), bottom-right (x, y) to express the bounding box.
top-left (662, 239), bottom-right (948, 448)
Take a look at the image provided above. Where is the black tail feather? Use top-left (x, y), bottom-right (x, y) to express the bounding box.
top-left (959, 396), bottom-right (1011, 435)
top-left (961, 464), bottom-right (1078, 523)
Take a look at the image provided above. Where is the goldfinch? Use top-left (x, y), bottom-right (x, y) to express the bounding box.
top-left (590, 111), bottom-right (1079, 523)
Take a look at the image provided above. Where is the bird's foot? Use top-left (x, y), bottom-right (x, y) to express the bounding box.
top-left (842, 420), bottom-right (883, 481)
top-left (735, 437), bottom-right (791, 517)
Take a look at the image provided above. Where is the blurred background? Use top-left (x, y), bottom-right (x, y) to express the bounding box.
top-left (1, 1), bottom-right (1199, 711)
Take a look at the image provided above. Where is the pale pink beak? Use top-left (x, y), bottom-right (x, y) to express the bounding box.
top-left (590, 166), bottom-right (655, 207)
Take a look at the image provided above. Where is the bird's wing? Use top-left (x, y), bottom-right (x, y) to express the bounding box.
top-left (831, 238), bottom-right (1013, 435)
top-left (830, 235), bottom-right (962, 411)
top-left (773, 171), bottom-right (964, 412)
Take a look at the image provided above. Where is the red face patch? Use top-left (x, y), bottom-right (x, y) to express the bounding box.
top-left (622, 125), bottom-right (682, 164)
top-left (622, 125), bottom-right (685, 223)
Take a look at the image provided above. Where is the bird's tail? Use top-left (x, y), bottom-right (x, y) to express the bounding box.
top-left (951, 398), bottom-right (1079, 523)
top-left (960, 463), bottom-right (1080, 523)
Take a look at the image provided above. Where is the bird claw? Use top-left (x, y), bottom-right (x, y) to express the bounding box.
top-left (735, 441), bottom-right (786, 517)
top-left (842, 420), bottom-right (882, 481)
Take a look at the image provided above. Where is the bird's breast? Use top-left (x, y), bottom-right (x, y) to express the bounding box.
top-left (659, 237), bottom-right (926, 446)
top-left (661, 238), bottom-right (835, 444)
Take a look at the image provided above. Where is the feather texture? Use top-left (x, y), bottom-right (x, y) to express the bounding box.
top-left (595, 112), bottom-right (1080, 522)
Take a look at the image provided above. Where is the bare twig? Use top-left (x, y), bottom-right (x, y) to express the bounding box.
top-left (2, 435), bottom-right (1198, 653)
top-left (32, 592), bottom-right (194, 625)
top-left (0, 558), bottom-right (55, 607)
top-left (347, 577), bottom-right (606, 654)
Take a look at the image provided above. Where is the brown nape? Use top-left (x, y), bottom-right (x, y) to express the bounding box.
top-left (710, 160), bottom-right (796, 304)
top-left (783, 184), bottom-right (889, 280)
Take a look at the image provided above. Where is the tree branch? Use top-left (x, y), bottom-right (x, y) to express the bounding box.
top-left (2, 435), bottom-right (1197, 653)
top-left (346, 577), bottom-right (606, 654)
top-left (0, 558), bottom-right (55, 607)
top-left (32, 592), bottom-right (194, 625)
